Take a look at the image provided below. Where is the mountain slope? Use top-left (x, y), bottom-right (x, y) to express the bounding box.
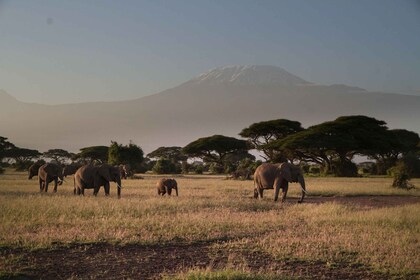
top-left (0, 66), bottom-right (419, 153)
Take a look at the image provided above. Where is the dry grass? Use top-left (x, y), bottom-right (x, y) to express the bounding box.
top-left (0, 169), bottom-right (419, 276)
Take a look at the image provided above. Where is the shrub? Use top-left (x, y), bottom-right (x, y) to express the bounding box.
top-left (389, 157), bottom-right (417, 190)
top-left (309, 165), bottom-right (321, 175)
top-left (331, 159), bottom-right (358, 177)
top-left (194, 164), bottom-right (204, 174)
top-left (209, 163), bottom-right (224, 174)
top-left (152, 158), bottom-right (180, 174)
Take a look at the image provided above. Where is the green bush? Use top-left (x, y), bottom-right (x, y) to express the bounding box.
top-left (209, 163), bottom-right (224, 174)
top-left (309, 165), bottom-right (321, 175)
top-left (194, 164), bottom-right (204, 174)
top-left (389, 160), bottom-right (416, 190)
top-left (331, 159), bottom-right (358, 177)
top-left (152, 158), bottom-right (180, 174)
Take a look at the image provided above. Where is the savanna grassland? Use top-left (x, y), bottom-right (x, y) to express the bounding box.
top-left (0, 170), bottom-right (419, 279)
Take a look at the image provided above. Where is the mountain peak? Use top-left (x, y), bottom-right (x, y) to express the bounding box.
top-left (0, 90), bottom-right (18, 103)
top-left (187, 65), bottom-right (310, 86)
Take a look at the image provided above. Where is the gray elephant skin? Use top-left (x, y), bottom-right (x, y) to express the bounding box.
top-left (28, 161), bottom-right (44, 180)
top-left (74, 164), bottom-right (122, 198)
top-left (253, 163), bottom-right (307, 203)
top-left (157, 178), bottom-right (178, 196)
top-left (38, 163), bottom-right (64, 193)
top-left (63, 163), bottom-right (82, 177)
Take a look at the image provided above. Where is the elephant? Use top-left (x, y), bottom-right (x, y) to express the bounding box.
top-left (28, 161), bottom-right (44, 179)
top-left (157, 178), bottom-right (178, 196)
top-left (74, 164), bottom-right (122, 198)
top-left (38, 163), bottom-right (64, 193)
top-left (253, 162), bottom-right (307, 203)
top-left (63, 163), bottom-right (82, 177)
top-left (119, 164), bottom-right (132, 179)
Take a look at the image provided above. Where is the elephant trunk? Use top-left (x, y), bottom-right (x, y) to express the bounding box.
top-left (297, 175), bottom-right (306, 203)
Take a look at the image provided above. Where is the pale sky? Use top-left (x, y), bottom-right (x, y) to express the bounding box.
top-left (1, 0), bottom-right (419, 104)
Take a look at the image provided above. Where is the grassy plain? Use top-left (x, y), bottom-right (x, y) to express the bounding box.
top-left (0, 169), bottom-right (419, 279)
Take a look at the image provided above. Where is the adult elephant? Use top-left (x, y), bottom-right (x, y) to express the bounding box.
top-left (38, 163), bottom-right (64, 193)
top-left (253, 162), bottom-right (307, 203)
top-left (28, 161), bottom-right (44, 179)
top-left (63, 163), bottom-right (82, 177)
top-left (157, 178), bottom-right (178, 196)
top-left (74, 164), bottom-right (122, 198)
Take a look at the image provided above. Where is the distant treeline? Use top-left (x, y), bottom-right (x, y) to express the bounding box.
top-left (1, 115), bottom-right (419, 181)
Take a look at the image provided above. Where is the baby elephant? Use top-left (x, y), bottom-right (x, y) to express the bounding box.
top-left (157, 178), bottom-right (178, 196)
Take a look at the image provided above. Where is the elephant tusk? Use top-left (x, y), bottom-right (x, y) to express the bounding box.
top-left (117, 184), bottom-right (122, 189)
top-left (299, 185), bottom-right (308, 194)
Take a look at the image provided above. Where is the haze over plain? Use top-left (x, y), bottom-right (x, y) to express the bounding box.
top-left (0, 1), bottom-right (419, 152)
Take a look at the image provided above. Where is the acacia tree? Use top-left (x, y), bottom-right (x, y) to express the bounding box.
top-left (268, 116), bottom-right (390, 176)
top-left (76, 146), bottom-right (109, 163)
top-left (366, 129), bottom-right (419, 174)
top-left (239, 119), bottom-right (303, 162)
top-left (182, 135), bottom-right (249, 171)
top-left (8, 147), bottom-right (41, 171)
top-left (0, 136), bottom-right (15, 162)
top-left (147, 146), bottom-right (187, 162)
top-left (0, 137), bottom-right (16, 173)
top-left (108, 141), bottom-right (144, 171)
top-left (43, 149), bottom-right (73, 164)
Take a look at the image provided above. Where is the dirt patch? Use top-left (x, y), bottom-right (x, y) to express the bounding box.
top-left (287, 195), bottom-right (420, 208)
top-left (0, 241), bottom-right (395, 280)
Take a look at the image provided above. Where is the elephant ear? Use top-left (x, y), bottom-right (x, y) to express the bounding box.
top-left (279, 163), bottom-right (293, 182)
top-left (98, 164), bottom-right (112, 182)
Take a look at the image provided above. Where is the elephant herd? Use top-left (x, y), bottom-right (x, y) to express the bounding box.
top-left (28, 162), bottom-right (179, 199)
top-left (28, 162), bottom-right (307, 203)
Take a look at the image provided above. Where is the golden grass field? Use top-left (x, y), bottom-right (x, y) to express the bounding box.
top-left (0, 169), bottom-right (419, 279)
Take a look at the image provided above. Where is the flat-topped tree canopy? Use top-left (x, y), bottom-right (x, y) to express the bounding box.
top-left (147, 146), bottom-right (187, 162)
top-left (266, 115), bottom-right (391, 175)
top-left (240, 118), bottom-right (304, 161)
top-left (182, 135), bottom-right (250, 165)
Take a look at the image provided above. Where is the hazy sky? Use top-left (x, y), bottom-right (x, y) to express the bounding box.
top-left (1, 0), bottom-right (419, 104)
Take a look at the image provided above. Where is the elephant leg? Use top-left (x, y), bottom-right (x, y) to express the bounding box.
top-left (274, 179), bottom-right (282, 201)
top-left (93, 187), bottom-right (99, 196)
top-left (104, 182), bottom-right (110, 196)
top-left (175, 187), bottom-right (178, 196)
top-left (258, 188), bottom-right (264, 199)
top-left (281, 181), bottom-right (289, 203)
top-left (253, 188), bottom-right (258, 199)
top-left (44, 179), bottom-right (49, 192)
top-left (39, 178), bottom-right (44, 192)
top-left (167, 186), bottom-right (172, 196)
top-left (53, 178), bottom-right (58, 193)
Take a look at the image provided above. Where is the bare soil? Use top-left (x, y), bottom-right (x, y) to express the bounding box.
top-left (296, 195), bottom-right (420, 208)
top-left (1, 195), bottom-right (419, 280)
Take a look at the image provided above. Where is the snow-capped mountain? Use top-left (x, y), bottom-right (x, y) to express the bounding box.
top-left (0, 65), bottom-right (419, 153)
top-left (187, 65), bottom-right (310, 86)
